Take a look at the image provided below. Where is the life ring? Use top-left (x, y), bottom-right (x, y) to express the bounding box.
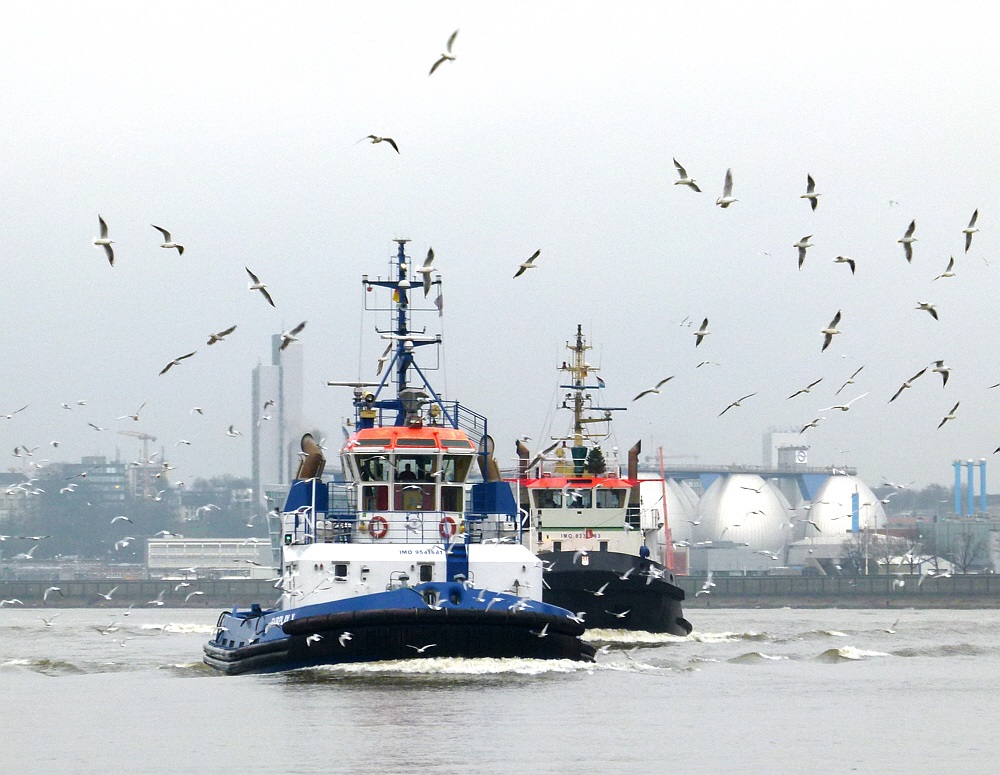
top-left (439, 516), bottom-right (457, 539)
top-left (369, 516), bottom-right (389, 539)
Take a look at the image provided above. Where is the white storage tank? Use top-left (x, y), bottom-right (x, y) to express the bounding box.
top-left (693, 474), bottom-right (791, 553)
top-left (808, 475), bottom-right (887, 535)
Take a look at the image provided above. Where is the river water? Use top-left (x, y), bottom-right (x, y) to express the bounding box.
top-left (2, 606), bottom-right (997, 774)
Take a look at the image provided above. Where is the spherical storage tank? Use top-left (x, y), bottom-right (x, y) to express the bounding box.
top-left (693, 474), bottom-right (790, 553)
top-left (808, 475), bottom-right (886, 536)
top-left (640, 478), bottom-right (695, 543)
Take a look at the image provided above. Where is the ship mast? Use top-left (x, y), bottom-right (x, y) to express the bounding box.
top-left (557, 324), bottom-right (624, 448)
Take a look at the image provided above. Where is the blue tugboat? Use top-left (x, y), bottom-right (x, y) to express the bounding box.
top-left (203, 241), bottom-right (594, 674)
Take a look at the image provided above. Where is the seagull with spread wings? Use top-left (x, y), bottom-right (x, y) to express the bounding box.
top-left (834, 255), bottom-right (856, 274)
top-left (429, 29), bottom-right (458, 75)
top-left (819, 392), bottom-right (869, 412)
top-left (207, 325), bottom-right (237, 345)
top-left (360, 135), bottom-right (399, 153)
top-left (719, 392), bottom-right (756, 416)
top-left (716, 168), bottom-right (737, 208)
top-left (280, 321), bottom-right (307, 351)
top-left (801, 174), bottom-right (821, 210)
top-left (159, 352), bottom-right (196, 375)
top-left (963, 210), bottom-right (979, 252)
top-left (151, 225), bottom-right (184, 255)
top-left (821, 311), bottom-right (842, 352)
top-left (931, 360), bottom-right (951, 386)
top-left (416, 247), bottom-right (436, 296)
top-left (937, 402), bottom-right (960, 429)
top-left (933, 257), bottom-right (956, 281)
top-left (672, 158), bottom-right (701, 191)
top-left (794, 236), bottom-right (813, 270)
top-left (94, 215), bottom-right (114, 266)
top-left (835, 365), bottom-right (864, 395)
top-left (246, 268), bottom-right (275, 307)
top-left (513, 250), bottom-right (540, 278)
top-left (898, 220), bottom-right (917, 262)
top-left (694, 318), bottom-right (710, 346)
top-left (889, 369), bottom-right (927, 402)
top-left (787, 378), bottom-right (823, 400)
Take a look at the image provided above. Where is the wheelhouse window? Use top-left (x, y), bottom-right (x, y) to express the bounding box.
top-left (356, 455), bottom-right (390, 482)
top-left (441, 454), bottom-right (473, 483)
top-left (361, 485), bottom-right (388, 511)
top-left (395, 483), bottom-right (435, 512)
top-left (595, 488), bottom-right (626, 508)
top-left (394, 455), bottom-right (435, 483)
top-left (533, 489), bottom-right (563, 509)
top-left (441, 485), bottom-right (463, 512)
top-left (566, 488), bottom-right (593, 509)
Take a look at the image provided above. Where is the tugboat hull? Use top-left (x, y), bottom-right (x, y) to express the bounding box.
top-left (540, 551), bottom-right (692, 635)
top-left (204, 607), bottom-right (594, 675)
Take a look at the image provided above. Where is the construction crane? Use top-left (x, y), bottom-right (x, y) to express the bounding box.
top-left (117, 431), bottom-right (158, 498)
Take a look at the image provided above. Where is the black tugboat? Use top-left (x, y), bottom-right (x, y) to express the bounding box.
top-left (512, 326), bottom-right (692, 635)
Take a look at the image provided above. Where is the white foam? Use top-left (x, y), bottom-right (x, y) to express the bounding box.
top-left (1, 658), bottom-right (31, 667)
top-left (833, 646), bottom-right (890, 660)
top-left (687, 631), bottom-right (768, 643)
top-left (301, 657), bottom-right (603, 676)
top-left (141, 623), bottom-right (217, 634)
top-left (584, 628), bottom-right (688, 644)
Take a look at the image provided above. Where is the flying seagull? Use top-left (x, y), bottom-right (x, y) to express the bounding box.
top-left (801, 174), bottom-right (821, 210)
top-left (787, 378), bottom-right (823, 400)
top-left (360, 135), bottom-right (399, 153)
top-left (43, 586), bottom-right (63, 602)
top-left (111, 515), bottom-right (133, 525)
top-left (719, 392), bottom-right (756, 417)
top-left (95, 215), bottom-right (114, 266)
top-left (429, 29), bottom-right (458, 75)
top-left (117, 402), bottom-right (146, 422)
top-left (1, 405), bottom-right (27, 420)
top-left (226, 425), bottom-right (242, 437)
top-left (963, 210), bottom-right (979, 252)
top-left (151, 225), bottom-right (184, 255)
top-left (933, 257), bottom-right (956, 281)
top-left (820, 392), bottom-right (869, 412)
top-left (207, 325), bottom-right (237, 345)
top-left (513, 250), bottom-right (540, 278)
top-left (821, 311), bottom-right (842, 352)
top-left (245, 268), bottom-right (275, 307)
top-left (672, 158), bottom-right (701, 191)
top-left (889, 368), bottom-right (927, 402)
top-left (416, 247), bottom-right (436, 297)
top-left (280, 321), bottom-right (307, 351)
top-left (159, 351), bottom-right (196, 375)
top-left (794, 236), bottom-right (813, 270)
top-left (694, 318), bottom-right (710, 346)
top-left (800, 418), bottom-right (826, 433)
top-left (937, 402), bottom-right (960, 429)
top-left (406, 643), bottom-right (437, 654)
top-left (836, 365), bottom-right (864, 395)
top-left (898, 220), bottom-right (917, 262)
top-left (834, 255), bottom-right (856, 275)
top-left (931, 360), bottom-right (951, 387)
top-left (916, 301), bottom-right (939, 321)
top-left (716, 168), bottom-right (737, 208)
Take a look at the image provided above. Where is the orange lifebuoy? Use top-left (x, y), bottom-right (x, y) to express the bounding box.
top-left (439, 516), bottom-right (457, 539)
top-left (369, 516), bottom-right (389, 539)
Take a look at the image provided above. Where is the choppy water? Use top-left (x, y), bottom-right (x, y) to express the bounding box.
top-left (2, 607), bottom-right (999, 774)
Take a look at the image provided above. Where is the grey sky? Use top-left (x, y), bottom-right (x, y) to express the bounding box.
top-left (0, 2), bottom-right (997, 487)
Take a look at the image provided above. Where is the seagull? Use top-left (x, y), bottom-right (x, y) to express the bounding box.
top-left (819, 392), bottom-right (869, 412)
top-left (98, 587), bottom-right (119, 601)
top-left (618, 567), bottom-right (636, 580)
top-left (684, 519), bottom-right (703, 526)
top-left (111, 515), bottom-right (133, 525)
top-left (606, 609), bottom-right (631, 619)
top-left (801, 174), bottom-right (821, 210)
top-left (13, 546), bottom-right (38, 559)
top-left (43, 586), bottom-right (63, 602)
top-left (406, 643), bottom-right (437, 654)
top-left (429, 29), bottom-right (458, 75)
top-left (821, 311), bottom-right (842, 352)
top-left (672, 158), bottom-right (701, 191)
top-left (0, 599), bottom-right (24, 607)
top-left (836, 365), bottom-right (864, 395)
top-left (94, 215), bottom-right (114, 266)
top-left (889, 369), bottom-right (927, 402)
top-left (159, 351), bottom-right (196, 375)
top-left (2, 405), bottom-right (28, 420)
top-left (931, 360), bottom-right (951, 387)
top-left (191, 407), bottom-right (204, 415)
top-left (174, 582), bottom-right (191, 591)
top-left (184, 590), bottom-right (204, 602)
top-left (338, 631), bottom-right (353, 647)
top-left (694, 318), bottom-right (710, 346)
top-left (416, 247), bottom-right (436, 296)
top-left (794, 235), bottom-right (813, 269)
top-left (933, 257), bottom-right (956, 281)
top-left (588, 582), bottom-right (610, 597)
top-left (147, 590), bottom-right (165, 606)
top-left (716, 168), bottom-right (737, 208)
top-left (898, 220), bottom-right (917, 262)
top-left (787, 378), bottom-right (823, 400)
top-left (937, 402), bottom-right (960, 429)
top-left (833, 255), bottom-right (856, 275)
top-left (88, 422), bottom-right (106, 432)
top-left (963, 209), bottom-right (979, 252)
top-left (916, 302), bottom-right (939, 320)
top-left (279, 321), bottom-right (306, 351)
top-left (117, 402), bottom-right (146, 422)
top-left (151, 225), bottom-right (184, 255)
top-left (513, 250), bottom-right (540, 278)
top-left (740, 484), bottom-right (764, 493)
top-left (207, 325), bottom-right (237, 345)
top-left (245, 267), bottom-right (275, 307)
top-left (305, 634), bottom-right (322, 646)
top-left (533, 623), bottom-right (550, 638)
top-left (226, 425), bottom-right (242, 437)
top-left (40, 614), bottom-right (61, 627)
top-left (360, 135), bottom-right (399, 153)
top-left (572, 549), bottom-right (589, 564)
top-left (719, 392), bottom-right (756, 416)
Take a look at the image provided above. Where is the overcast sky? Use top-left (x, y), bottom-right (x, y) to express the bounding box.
top-left (0, 2), bottom-right (997, 488)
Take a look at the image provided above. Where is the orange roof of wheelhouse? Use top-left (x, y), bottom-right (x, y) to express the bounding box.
top-left (344, 426), bottom-right (476, 451)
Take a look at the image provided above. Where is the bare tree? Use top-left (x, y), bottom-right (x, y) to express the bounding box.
top-left (950, 532), bottom-right (988, 574)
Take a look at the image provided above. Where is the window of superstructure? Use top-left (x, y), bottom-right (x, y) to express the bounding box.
top-left (566, 489), bottom-right (592, 509)
top-left (441, 454), bottom-right (472, 483)
top-left (394, 455), bottom-right (435, 483)
top-left (357, 455), bottom-right (390, 482)
top-left (595, 488), bottom-right (626, 508)
top-left (533, 489), bottom-right (563, 509)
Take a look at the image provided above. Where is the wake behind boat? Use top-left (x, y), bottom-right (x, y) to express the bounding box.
top-left (203, 241), bottom-right (594, 674)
